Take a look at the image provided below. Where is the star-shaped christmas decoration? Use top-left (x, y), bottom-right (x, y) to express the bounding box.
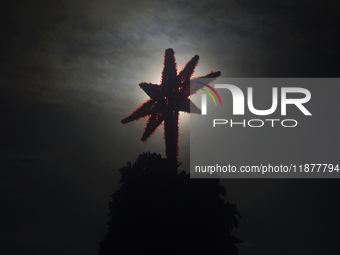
top-left (121, 48), bottom-right (220, 166)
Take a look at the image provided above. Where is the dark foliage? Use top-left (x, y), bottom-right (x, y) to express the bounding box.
top-left (99, 152), bottom-right (241, 254)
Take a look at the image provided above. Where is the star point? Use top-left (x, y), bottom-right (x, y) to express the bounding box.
top-left (121, 49), bottom-right (221, 143)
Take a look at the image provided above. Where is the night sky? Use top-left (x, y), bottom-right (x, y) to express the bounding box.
top-left (2, 0), bottom-right (340, 254)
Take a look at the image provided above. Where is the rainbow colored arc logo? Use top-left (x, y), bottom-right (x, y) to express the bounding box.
top-left (198, 82), bottom-right (222, 113)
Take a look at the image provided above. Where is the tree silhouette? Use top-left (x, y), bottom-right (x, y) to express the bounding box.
top-left (101, 49), bottom-right (241, 254)
top-left (98, 152), bottom-right (241, 255)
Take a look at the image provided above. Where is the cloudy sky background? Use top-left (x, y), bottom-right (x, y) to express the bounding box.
top-left (1, 0), bottom-right (340, 254)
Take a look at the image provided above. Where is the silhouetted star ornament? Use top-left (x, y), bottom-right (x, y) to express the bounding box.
top-left (121, 48), bottom-right (220, 167)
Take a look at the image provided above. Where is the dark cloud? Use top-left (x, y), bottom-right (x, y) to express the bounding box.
top-left (1, 0), bottom-right (340, 254)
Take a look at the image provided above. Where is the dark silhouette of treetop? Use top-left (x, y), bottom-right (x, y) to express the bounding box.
top-left (98, 152), bottom-right (241, 255)
top-left (121, 49), bottom-right (221, 167)
top-left (99, 49), bottom-right (241, 254)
